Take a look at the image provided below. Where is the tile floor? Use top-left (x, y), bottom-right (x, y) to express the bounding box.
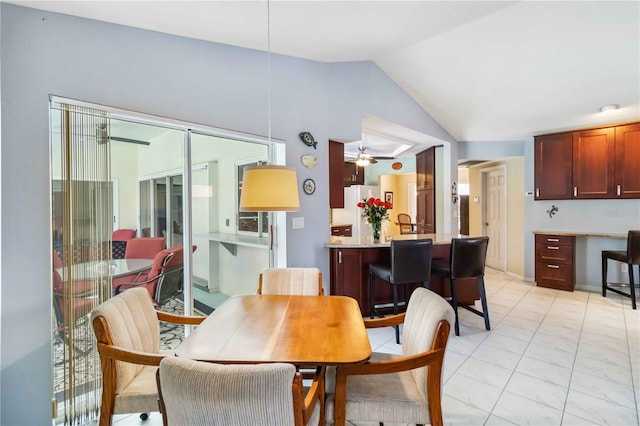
top-left (111, 267), bottom-right (640, 426)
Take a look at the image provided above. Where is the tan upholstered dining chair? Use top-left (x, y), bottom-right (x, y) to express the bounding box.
top-left (258, 267), bottom-right (324, 295)
top-left (90, 287), bottom-right (204, 426)
top-left (157, 357), bottom-right (325, 425)
top-left (326, 287), bottom-right (454, 426)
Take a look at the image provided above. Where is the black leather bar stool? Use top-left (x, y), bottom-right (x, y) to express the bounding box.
top-left (431, 236), bottom-right (489, 336)
top-left (602, 230), bottom-right (640, 310)
top-left (369, 238), bottom-right (433, 344)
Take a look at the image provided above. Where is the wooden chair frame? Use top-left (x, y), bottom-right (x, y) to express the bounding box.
top-left (332, 314), bottom-right (450, 426)
top-left (92, 309), bottom-right (204, 426)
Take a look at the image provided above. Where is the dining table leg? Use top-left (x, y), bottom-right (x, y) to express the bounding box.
top-left (333, 372), bottom-right (347, 426)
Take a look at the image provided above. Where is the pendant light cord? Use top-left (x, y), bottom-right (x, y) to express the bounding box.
top-left (267, 0), bottom-right (271, 143)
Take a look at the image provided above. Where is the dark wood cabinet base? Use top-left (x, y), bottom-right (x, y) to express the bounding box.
top-left (329, 244), bottom-right (480, 316)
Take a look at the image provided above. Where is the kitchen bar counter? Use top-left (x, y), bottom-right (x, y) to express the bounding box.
top-left (326, 233), bottom-right (467, 248)
top-left (326, 233), bottom-right (478, 316)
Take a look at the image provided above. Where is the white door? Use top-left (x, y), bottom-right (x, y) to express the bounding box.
top-left (484, 168), bottom-right (506, 270)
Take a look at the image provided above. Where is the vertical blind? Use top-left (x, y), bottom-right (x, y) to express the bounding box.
top-left (52, 103), bottom-right (112, 425)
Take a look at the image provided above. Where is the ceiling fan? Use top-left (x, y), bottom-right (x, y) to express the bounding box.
top-left (347, 146), bottom-right (393, 166)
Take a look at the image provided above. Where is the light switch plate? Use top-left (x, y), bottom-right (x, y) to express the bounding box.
top-left (292, 217), bottom-right (304, 229)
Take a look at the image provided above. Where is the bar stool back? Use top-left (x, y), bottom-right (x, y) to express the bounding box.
top-left (369, 238), bottom-right (433, 344)
top-left (602, 230), bottom-right (640, 310)
top-left (431, 236), bottom-right (490, 336)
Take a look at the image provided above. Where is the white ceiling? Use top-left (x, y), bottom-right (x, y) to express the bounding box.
top-left (9, 0), bottom-right (639, 156)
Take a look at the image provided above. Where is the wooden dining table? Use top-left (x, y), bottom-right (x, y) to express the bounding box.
top-left (175, 294), bottom-right (372, 366)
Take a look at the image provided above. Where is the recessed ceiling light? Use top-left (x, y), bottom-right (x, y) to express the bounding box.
top-left (599, 104), bottom-right (619, 113)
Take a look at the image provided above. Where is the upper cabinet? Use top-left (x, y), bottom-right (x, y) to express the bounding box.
top-left (534, 133), bottom-right (573, 200)
top-left (416, 147), bottom-right (436, 233)
top-left (615, 123), bottom-right (640, 198)
top-left (534, 122), bottom-right (640, 200)
top-left (343, 162), bottom-right (365, 186)
top-left (572, 127), bottom-right (615, 199)
top-left (329, 140), bottom-right (345, 208)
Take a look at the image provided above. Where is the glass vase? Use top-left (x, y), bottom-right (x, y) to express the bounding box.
top-left (371, 220), bottom-right (381, 242)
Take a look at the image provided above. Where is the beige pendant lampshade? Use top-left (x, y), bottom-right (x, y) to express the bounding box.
top-left (239, 165), bottom-right (300, 212)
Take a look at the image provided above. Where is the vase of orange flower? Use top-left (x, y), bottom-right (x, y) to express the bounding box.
top-left (357, 197), bottom-right (392, 242)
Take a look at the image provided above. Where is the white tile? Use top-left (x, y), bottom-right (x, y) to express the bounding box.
top-left (482, 332), bottom-right (530, 355)
top-left (516, 356), bottom-right (573, 388)
top-left (442, 395), bottom-right (490, 426)
top-left (446, 332), bottom-right (486, 356)
top-left (570, 370), bottom-right (636, 409)
top-left (457, 357), bottom-right (513, 389)
top-left (537, 322), bottom-right (582, 342)
top-left (565, 389), bottom-right (639, 426)
top-left (577, 340), bottom-right (630, 365)
top-left (574, 351), bottom-right (634, 386)
top-left (470, 343), bottom-right (523, 371)
top-left (484, 414), bottom-right (517, 425)
top-left (505, 371), bottom-right (568, 410)
top-left (491, 322), bottom-right (536, 342)
top-left (499, 314), bottom-right (542, 331)
top-left (443, 372), bottom-right (503, 413)
top-left (561, 412), bottom-right (600, 425)
top-left (492, 391), bottom-right (564, 426)
top-left (529, 330), bottom-right (578, 354)
top-left (523, 341), bottom-right (576, 369)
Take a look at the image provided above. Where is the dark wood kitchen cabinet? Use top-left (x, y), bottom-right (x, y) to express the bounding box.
top-left (329, 140), bottom-right (344, 208)
top-left (572, 127), bottom-right (615, 199)
top-left (534, 122), bottom-right (639, 200)
top-left (534, 133), bottom-right (573, 200)
top-left (343, 162), bottom-right (365, 186)
top-left (615, 123), bottom-right (640, 198)
top-left (416, 147), bottom-right (435, 233)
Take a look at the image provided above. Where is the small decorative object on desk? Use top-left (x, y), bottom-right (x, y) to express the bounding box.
top-left (357, 197), bottom-right (392, 242)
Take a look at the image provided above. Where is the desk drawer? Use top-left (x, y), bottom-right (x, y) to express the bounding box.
top-left (535, 243), bottom-right (573, 264)
top-left (535, 261), bottom-right (574, 291)
top-left (535, 234), bottom-right (574, 246)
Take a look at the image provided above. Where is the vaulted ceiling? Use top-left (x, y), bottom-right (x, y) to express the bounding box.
top-left (8, 0), bottom-right (639, 154)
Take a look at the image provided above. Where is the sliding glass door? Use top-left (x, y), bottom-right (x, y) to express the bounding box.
top-left (51, 97), bottom-right (278, 424)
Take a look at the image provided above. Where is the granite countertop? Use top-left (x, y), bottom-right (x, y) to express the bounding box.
top-left (325, 233), bottom-right (467, 248)
top-left (330, 224), bottom-right (352, 228)
top-left (533, 230), bottom-right (627, 239)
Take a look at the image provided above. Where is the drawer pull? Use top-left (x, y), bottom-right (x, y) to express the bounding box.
top-left (547, 264), bottom-right (560, 269)
top-left (546, 238), bottom-right (559, 242)
top-left (617, 185), bottom-right (621, 196)
top-left (536, 188), bottom-right (540, 198)
top-left (547, 246), bottom-right (559, 250)
top-left (573, 187), bottom-right (577, 197)
top-left (338, 251), bottom-right (342, 264)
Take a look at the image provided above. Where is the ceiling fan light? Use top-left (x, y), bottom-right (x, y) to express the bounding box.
top-left (356, 158), bottom-right (370, 167)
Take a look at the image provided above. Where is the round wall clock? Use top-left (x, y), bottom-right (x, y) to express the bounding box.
top-left (303, 178), bottom-right (316, 195)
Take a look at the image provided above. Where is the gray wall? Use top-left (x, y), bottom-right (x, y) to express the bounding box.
top-left (0, 4), bottom-right (452, 424)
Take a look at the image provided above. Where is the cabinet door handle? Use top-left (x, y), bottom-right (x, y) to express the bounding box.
top-left (547, 246), bottom-right (559, 250)
top-left (536, 188), bottom-right (540, 198)
top-left (617, 185), bottom-right (621, 196)
top-left (573, 187), bottom-right (577, 197)
top-left (338, 251), bottom-right (342, 264)
top-left (547, 238), bottom-right (559, 242)
top-left (547, 264), bottom-right (560, 269)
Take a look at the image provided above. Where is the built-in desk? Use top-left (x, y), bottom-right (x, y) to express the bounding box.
top-left (196, 232), bottom-right (269, 256)
top-left (326, 234), bottom-right (478, 316)
top-left (533, 231), bottom-right (626, 291)
top-left (195, 232), bottom-right (269, 293)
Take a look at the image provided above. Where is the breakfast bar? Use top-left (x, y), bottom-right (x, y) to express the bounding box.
top-left (326, 233), bottom-right (480, 316)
